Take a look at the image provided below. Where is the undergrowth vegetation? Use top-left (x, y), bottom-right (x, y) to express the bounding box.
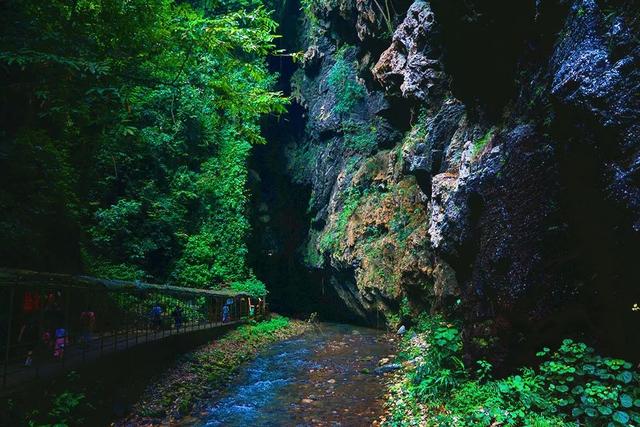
top-left (341, 119), bottom-right (379, 154)
top-left (383, 315), bottom-right (640, 427)
top-left (318, 188), bottom-right (365, 253)
top-left (471, 128), bottom-right (496, 158)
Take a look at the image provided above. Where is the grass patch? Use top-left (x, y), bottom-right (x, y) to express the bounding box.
top-left (471, 128), bottom-right (495, 158)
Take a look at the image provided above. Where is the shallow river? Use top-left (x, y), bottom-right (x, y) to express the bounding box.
top-left (193, 323), bottom-right (395, 426)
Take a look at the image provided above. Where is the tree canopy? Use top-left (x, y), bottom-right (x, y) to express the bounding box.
top-left (0, 0), bottom-right (286, 292)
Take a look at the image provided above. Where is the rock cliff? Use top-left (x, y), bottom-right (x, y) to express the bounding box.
top-left (263, 0), bottom-right (640, 366)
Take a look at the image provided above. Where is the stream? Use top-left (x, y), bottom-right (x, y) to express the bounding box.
top-left (192, 323), bottom-right (395, 426)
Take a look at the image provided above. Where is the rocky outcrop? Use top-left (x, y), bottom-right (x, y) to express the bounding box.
top-left (282, 0), bottom-right (640, 364)
top-left (372, 1), bottom-right (446, 104)
top-left (550, 0), bottom-right (640, 230)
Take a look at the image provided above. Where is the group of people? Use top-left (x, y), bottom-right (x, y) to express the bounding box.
top-left (149, 303), bottom-right (184, 331)
top-left (14, 291), bottom-right (96, 367)
top-left (9, 291), bottom-right (266, 368)
top-left (221, 297), bottom-right (265, 323)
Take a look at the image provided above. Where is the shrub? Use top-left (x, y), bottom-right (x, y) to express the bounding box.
top-left (384, 314), bottom-right (640, 427)
top-left (537, 339), bottom-right (640, 426)
top-left (230, 276), bottom-right (267, 297)
top-left (48, 391), bottom-right (85, 425)
top-left (409, 318), bottom-right (467, 401)
top-left (327, 47), bottom-right (366, 115)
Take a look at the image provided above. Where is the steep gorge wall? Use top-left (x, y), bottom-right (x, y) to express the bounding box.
top-left (271, 0), bottom-right (639, 365)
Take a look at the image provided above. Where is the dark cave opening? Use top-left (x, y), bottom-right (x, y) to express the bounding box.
top-left (247, 104), bottom-right (363, 323)
top-left (430, 0), bottom-right (536, 117)
top-left (246, 4), bottom-right (363, 324)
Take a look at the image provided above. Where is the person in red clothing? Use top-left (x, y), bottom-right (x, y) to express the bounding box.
top-left (22, 291), bottom-right (41, 314)
top-left (18, 291), bottom-right (41, 340)
top-left (18, 291), bottom-right (42, 366)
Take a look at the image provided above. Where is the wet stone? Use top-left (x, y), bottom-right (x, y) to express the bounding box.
top-left (195, 323), bottom-right (394, 426)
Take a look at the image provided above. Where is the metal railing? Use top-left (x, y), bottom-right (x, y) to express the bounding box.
top-left (0, 269), bottom-right (267, 392)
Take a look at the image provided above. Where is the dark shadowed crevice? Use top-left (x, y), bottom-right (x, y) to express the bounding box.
top-left (247, 0), bottom-right (361, 323)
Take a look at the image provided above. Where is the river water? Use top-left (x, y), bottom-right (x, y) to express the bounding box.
top-left (193, 323), bottom-right (394, 426)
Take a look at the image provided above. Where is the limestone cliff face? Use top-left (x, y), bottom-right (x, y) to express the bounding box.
top-left (285, 0), bottom-right (640, 364)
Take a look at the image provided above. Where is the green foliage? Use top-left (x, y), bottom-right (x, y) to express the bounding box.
top-left (385, 315), bottom-right (639, 427)
top-left (237, 315), bottom-right (289, 340)
top-left (287, 141), bottom-right (321, 184)
top-left (0, 130), bottom-right (80, 270)
top-left (327, 46), bottom-right (366, 115)
top-left (299, 0), bottom-right (336, 36)
top-left (300, 0), bottom-right (321, 30)
top-left (0, 0), bottom-right (286, 288)
top-left (409, 317), bottom-right (467, 401)
top-left (302, 229), bottom-right (324, 268)
top-left (341, 119), bottom-right (378, 154)
top-left (47, 392), bottom-right (85, 426)
top-left (402, 109), bottom-right (429, 149)
top-left (23, 372), bottom-right (89, 427)
top-left (318, 188), bottom-right (364, 253)
top-left (536, 339), bottom-right (640, 426)
top-left (471, 128), bottom-right (496, 158)
top-left (230, 276), bottom-right (267, 297)
top-left (475, 359), bottom-right (493, 382)
top-left (398, 296), bottom-right (411, 319)
top-left (389, 207), bottom-right (417, 247)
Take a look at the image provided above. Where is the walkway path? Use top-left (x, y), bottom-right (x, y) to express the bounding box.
top-left (1, 320), bottom-right (242, 394)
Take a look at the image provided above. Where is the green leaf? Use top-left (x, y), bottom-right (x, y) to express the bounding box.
top-left (585, 407), bottom-right (597, 417)
top-left (612, 411), bottom-right (630, 424)
top-left (572, 385), bottom-right (584, 394)
top-left (598, 405), bottom-right (613, 415)
top-left (617, 371), bottom-right (633, 384)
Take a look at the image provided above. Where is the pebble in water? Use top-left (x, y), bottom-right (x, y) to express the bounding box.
top-left (195, 323), bottom-right (394, 427)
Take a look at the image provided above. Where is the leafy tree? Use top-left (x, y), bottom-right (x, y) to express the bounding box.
top-left (0, 0), bottom-right (286, 288)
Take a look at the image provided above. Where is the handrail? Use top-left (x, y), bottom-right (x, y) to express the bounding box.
top-left (0, 268), bottom-right (251, 298)
top-left (0, 268), bottom-right (268, 392)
